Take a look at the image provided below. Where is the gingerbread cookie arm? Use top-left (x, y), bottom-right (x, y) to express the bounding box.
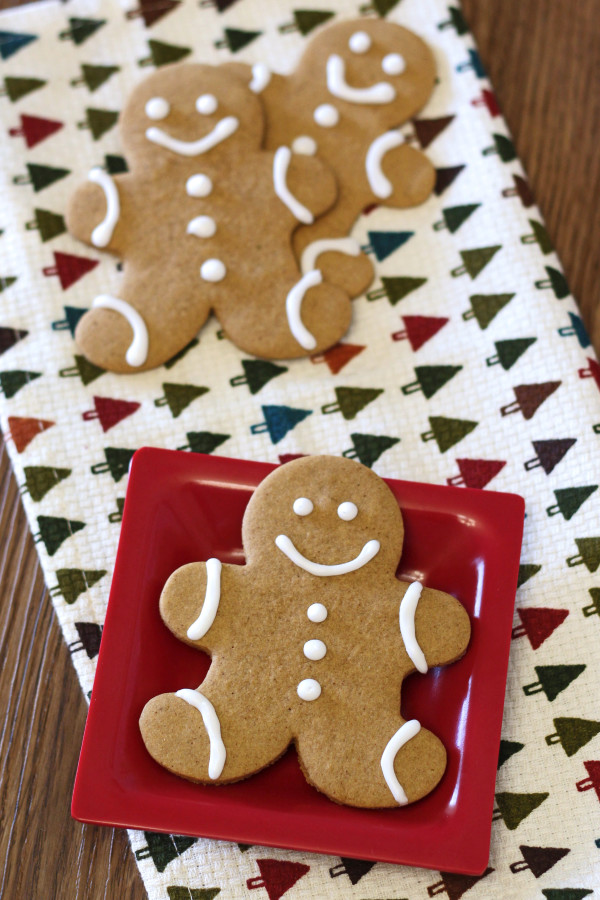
top-left (274, 148), bottom-right (338, 224)
top-left (397, 581), bottom-right (470, 669)
top-left (219, 64), bottom-right (338, 220)
top-left (365, 138), bottom-right (435, 209)
top-left (65, 170), bottom-right (133, 257)
top-left (159, 560), bottom-right (244, 653)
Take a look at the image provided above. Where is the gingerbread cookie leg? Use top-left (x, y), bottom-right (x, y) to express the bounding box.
top-left (296, 710), bottom-right (447, 808)
top-left (140, 672), bottom-right (292, 784)
top-left (213, 263), bottom-right (352, 359)
top-left (75, 263), bottom-right (212, 373)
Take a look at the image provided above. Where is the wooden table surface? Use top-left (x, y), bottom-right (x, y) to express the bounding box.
top-left (0, 2), bottom-right (599, 897)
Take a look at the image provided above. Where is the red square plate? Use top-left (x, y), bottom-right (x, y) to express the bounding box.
top-left (72, 448), bottom-right (524, 874)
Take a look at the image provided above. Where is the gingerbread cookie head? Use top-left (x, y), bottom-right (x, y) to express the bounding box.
top-left (242, 455), bottom-right (404, 576)
top-left (294, 19), bottom-right (436, 132)
top-left (119, 63), bottom-right (264, 165)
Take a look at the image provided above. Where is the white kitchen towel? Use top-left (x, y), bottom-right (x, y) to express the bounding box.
top-left (0, 0), bottom-right (599, 897)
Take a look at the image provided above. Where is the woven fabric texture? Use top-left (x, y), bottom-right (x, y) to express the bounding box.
top-left (0, 0), bottom-right (599, 897)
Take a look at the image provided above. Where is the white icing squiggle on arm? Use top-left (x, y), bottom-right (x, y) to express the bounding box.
top-left (146, 116), bottom-right (239, 157)
top-left (88, 167), bottom-right (120, 248)
top-left (249, 63), bottom-right (271, 93)
top-left (326, 54), bottom-right (395, 104)
top-left (365, 130), bottom-right (404, 198)
top-left (273, 146), bottom-right (314, 224)
top-left (381, 719), bottom-right (421, 804)
top-left (187, 558), bottom-right (222, 641)
top-left (300, 237), bottom-right (361, 274)
top-left (399, 581), bottom-right (428, 674)
top-left (175, 689), bottom-right (226, 779)
top-left (92, 295), bottom-right (148, 367)
top-left (285, 269), bottom-right (321, 350)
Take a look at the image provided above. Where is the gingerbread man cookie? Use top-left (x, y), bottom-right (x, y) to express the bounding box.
top-left (228, 19), bottom-right (437, 298)
top-left (66, 64), bottom-right (352, 373)
top-left (140, 456), bottom-right (470, 808)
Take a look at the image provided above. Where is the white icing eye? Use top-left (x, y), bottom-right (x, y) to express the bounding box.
top-left (145, 97), bottom-right (170, 120)
top-left (292, 135), bottom-right (317, 156)
top-left (382, 53), bottom-right (406, 76)
top-left (314, 104), bottom-right (339, 127)
top-left (196, 94), bottom-right (218, 115)
top-left (293, 497), bottom-right (313, 516)
top-left (349, 31), bottom-right (371, 54)
top-left (186, 173), bottom-right (212, 197)
top-left (337, 501), bottom-right (358, 521)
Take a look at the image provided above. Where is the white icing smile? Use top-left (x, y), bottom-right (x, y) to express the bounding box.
top-left (326, 54), bottom-right (395, 105)
top-left (275, 534), bottom-right (380, 576)
top-left (146, 115), bottom-right (239, 156)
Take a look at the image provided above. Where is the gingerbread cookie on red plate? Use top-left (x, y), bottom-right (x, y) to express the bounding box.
top-left (140, 456), bottom-right (470, 808)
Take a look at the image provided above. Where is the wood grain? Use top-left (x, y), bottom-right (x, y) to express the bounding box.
top-left (0, 435), bottom-right (146, 900)
top-left (461, 0), bottom-right (600, 349)
top-left (0, 1), bottom-right (598, 898)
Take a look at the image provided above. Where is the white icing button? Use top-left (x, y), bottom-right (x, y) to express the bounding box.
top-left (200, 259), bottom-right (226, 282)
top-left (187, 215), bottom-right (217, 238)
top-left (196, 93), bottom-right (218, 115)
top-left (314, 104), bottom-right (339, 127)
top-left (297, 678), bottom-right (321, 701)
top-left (349, 31), bottom-right (371, 54)
top-left (337, 501), bottom-right (358, 521)
top-left (292, 135), bottom-right (317, 156)
top-left (307, 603), bottom-right (327, 623)
top-left (145, 97), bottom-right (170, 120)
top-left (303, 639), bottom-right (327, 661)
top-left (293, 497), bottom-right (313, 516)
top-left (382, 53), bottom-right (406, 75)
top-left (186, 174), bottom-right (212, 197)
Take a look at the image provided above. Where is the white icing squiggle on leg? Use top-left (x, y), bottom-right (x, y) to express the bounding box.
top-left (285, 269), bottom-right (322, 350)
top-left (273, 146), bottom-right (314, 224)
top-left (381, 719), bottom-right (421, 804)
top-left (300, 237), bottom-right (361, 274)
top-left (175, 689), bottom-right (226, 779)
top-left (365, 130), bottom-right (405, 199)
top-left (88, 167), bottom-right (120, 248)
top-left (249, 63), bottom-right (271, 93)
top-left (187, 558), bottom-right (222, 641)
top-left (92, 295), bottom-right (149, 367)
top-left (399, 581), bottom-right (428, 673)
